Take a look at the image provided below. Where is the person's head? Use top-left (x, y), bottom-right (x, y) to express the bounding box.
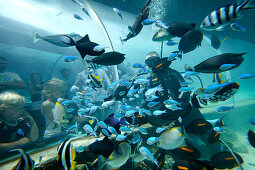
top-left (0, 57), bottom-right (8, 72)
top-left (145, 51), bottom-right (160, 68)
top-left (60, 68), bottom-right (71, 79)
top-left (0, 91), bottom-right (26, 122)
top-left (42, 78), bottom-right (67, 102)
top-left (30, 72), bottom-right (42, 84)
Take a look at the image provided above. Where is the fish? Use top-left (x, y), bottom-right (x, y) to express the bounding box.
top-left (210, 151), bottom-right (244, 169)
top-left (172, 158), bottom-right (214, 170)
top-left (168, 51), bottom-right (182, 61)
top-left (89, 137), bottom-right (115, 158)
top-left (120, 0), bottom-right (151, 43)
top-left (75, 146), bottom-right (84, 153)
top-left (10, 149), bottom-right (35, 170)
top-left (214, 126), bottom-right (223, 133)
top-left (230, 22), bottom-right (247, 32)
top-left (98, 121), bottom-right (108, 129)
top-left (98, 142), bottom-right (131, 170)
top-left (155, 20), bottom-right (168, 29)
top-left (207, 115), bottom-right (226, 127)
top-left (83, 124), bottom-right (97, 136)
top-left (93, 45), bottom-right (109, 52)
top-left (220, 63), bottom-right (237, 70)
top-left (200, 0), bottom-right (255, 31)
top-left (33, 32), bottom-right (76, 47)
top-left (113, 8), bottom-right (123, 20)
top-left (102, 129), bottom-right (111, 137)
top-left (57, 139), bottom-right (76, 170)
top-left (157, 127), bottom-right (185, 150)
top-left (130, 134), bottom-right (141, 144)
top-left (185, 119), bottom-right (213, 134)
top-left (52, 102), bottom-right (67, 124)
top-left (185, 53), bottom-right (246, 73)
top-left (120, 126), bottom-right (133, 132)
top-left (142, 18), bottom-right (156, 25)
top-left (138, 127), bottom-right (148, 135)
top-left (248, 130), bottom-right (255, 148)
top-left (216, 105), bottom-right (234, 113)
top-left (211, 33), bottom-right (221, 50)
top-left (152, 28), bottom-right (172, 42)
top-left (108, 126), bottom-right (119, 135)
top-left (116, 134), bottom-right (127, 141)
top-left (147, 137), bottom-right (160, 145)
top-left (75, 34), bottom-right (105, 59)
top-left (72, 0), bottom-right (83, 6)
top-left (139, 146), bottom-right (159, 167)
top-left (179, 87), bottom-right (194, 92)
top-left (166, 41), bottom-right (178, 46)
top-left (169, 142), bottom-right (201, 161)
top-left (74, 14), bottom-right (83, 20)
top-left (17, 128), bottom-right (24, 136)
top-left (156, 127), bottom-right (167, 133)
top-left (165, 104), bottom-right (183, 111)
top-left (178, 30), bottom-right (203, 54)
top-left (167, 22), bottom-right (196, 38)
top-left (153, 110), bottom-right (167, 116)
top-left (239, 73), bottom-right (255, 79)
top-left (64, 56), bottom-right (79, 62)
top-left (90, 52), bottom-right (125, 66)
top-left (145, 84), bottom-right (163, 97)
top-left (204, 83), bottom-right (228, 94)
top-left (102, 100), bottom-right (115, 109)
top-left (81, 7), bottom-right (92, 19)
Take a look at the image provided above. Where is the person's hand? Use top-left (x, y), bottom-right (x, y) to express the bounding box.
top-left (17, 137), bottom-right (30, 145)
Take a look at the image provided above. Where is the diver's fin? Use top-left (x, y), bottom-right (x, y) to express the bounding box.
top-left (33, 31), bottom-right (41, 43)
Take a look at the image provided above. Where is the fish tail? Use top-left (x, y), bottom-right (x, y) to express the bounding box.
top-left (238, 0), bottom-right (255, 11)
top-left (33, 31), bottom-right (40, 43)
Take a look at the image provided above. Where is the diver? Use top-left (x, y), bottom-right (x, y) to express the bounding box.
top-left (134, 51), bottom-right (221, 146)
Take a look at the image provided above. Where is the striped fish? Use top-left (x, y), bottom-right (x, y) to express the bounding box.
top-left (11, 149), bottom-right (35, 170)
top-left (200, 0), bottom-right (254, 31)
top-left (57, 139), bottom-right (77, 170)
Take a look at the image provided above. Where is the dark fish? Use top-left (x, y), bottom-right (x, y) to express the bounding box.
top-left (178, 30), bottom-right (203, 54)
top-left (57, 139), bottom-right (76, 170)
top-left (187, 53), bottom-right (246, 73)
top-left (207, 129), bottom-right (220, 144)
top-left (167, 22), bottom-right (196, 38)
top-left (169, 142), bottom-right (201, 161)
top-left (172, 158), bottom-right (214, 170)
top-left (211, 34), bottom-right (221, 50)
top-left (185, 119), bottom-right (213, 134)
top-left (11, 149), bottom-right (35, 170)
top-left (81, 7), bottom-right (92, 19)
top-left (104, 113), bottom-right (121, 133)
top-left (74, 14), bottom-right (83, 20)
top-left (210, 151), bottom-right (244, 169)
top-left (88, 137), bottom-right (115, 158)
top-left (200, 0), bottom-right (255, 31)
top-left (75, 34), bottom-right (105, 58)
top-left (120, 0), bottom-right (151, 43)
top-left (91, 52), bottom-right (125, 66)
top-left (248, 130), bottom-right (255, 148)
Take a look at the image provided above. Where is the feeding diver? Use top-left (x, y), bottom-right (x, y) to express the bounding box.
top-left (120, 0), bottom-right (152, 43)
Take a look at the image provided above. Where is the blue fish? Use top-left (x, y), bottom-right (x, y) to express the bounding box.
top-left (216, 106), bottom-right (234, 113)
top-left (147, 101), bottom-right (160, 107)
top-left (133, 63), bottom-right (144, 68)
top-left (168, 51), bottom-right (181, 61)
top-left (166, 41), bottom-right (178, 46)
top-left (102, 129), bottom-right (111, 137)
top-left (17, 128), bottom-right (24, 136)
top-left (113, 8), bottom-right (123, 20)
top-left (74, 14), bottom-right (83, 20)
top-left (142, 18), bottom-right (156, 25)
top-left (66, 108), bottom-right (75, 113)
top-left (220, 64), bottom-right (237, 70)
top-left (64, 56), bottom-right (79, 62)
top-left (98, 121), bottom-right (108, 129)
top-left (61, 100), bottom-right (73, 106)
top-left (130, 134), bottom-right (141, 144)
top-left (239, 74), bottom-right (255, 79)
top-left (214, 127), bottom-right (223, 133)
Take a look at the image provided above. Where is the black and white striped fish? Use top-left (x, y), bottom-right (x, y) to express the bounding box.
top-left (57, 139), bottom-right (77, 170)
top-left (11, 149), bottom-right (35, 170)
top-left (200, 0), bottom-right (254, 31)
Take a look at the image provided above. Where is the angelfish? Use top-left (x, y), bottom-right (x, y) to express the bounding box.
top-left (11, 149), bottom-right (35, 170)
top-left (57, 139), bottom-right (77, 170)
top-left (200, 0), bottom-right (255, 31)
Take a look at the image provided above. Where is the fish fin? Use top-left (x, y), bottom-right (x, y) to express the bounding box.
top-left (77, 34), bottom-right (90, 43)
top-left (33, 31), bottom-right (40, 43)
top-left (97, 155), bottom-right (106, 170)
top-left (238, 0), bottom-right (255, 11)
top-left (216, 26), bottom-right (225, 31)
top-left (70, 145), bottom-right (77, 170)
